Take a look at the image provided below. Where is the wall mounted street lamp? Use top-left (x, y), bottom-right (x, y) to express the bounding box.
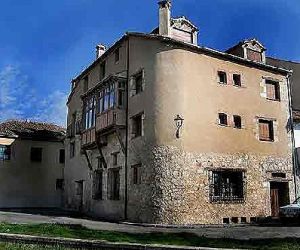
top-left (174, 115), bottom-right (184, 139)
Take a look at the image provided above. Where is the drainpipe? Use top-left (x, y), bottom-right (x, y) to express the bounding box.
top-left (124, 34), bottom-right (130, 220)
top-left (286, 72), bottom-right (298, 199)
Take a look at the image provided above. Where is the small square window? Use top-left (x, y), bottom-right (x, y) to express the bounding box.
top-left (218, 71), bottom-right (227, 84)
top-left (259, 119), bottom-right (274, 142)
top-left (31, 147), bottom-right (42, 162)
top-left (132, 113), bottom-right (143, 138)
top-left (266, 80), bottom-right (280, 101)
top-left (218, 113), bottom-right (228, 126)
top-left (233, 74), bottom-right (241, 87)
top-left (59, 149), bottom-right (65, 164)
top-left (114, 48), bottom-right (120, 63)
top-left (0, 145), bottom-right (11, 161)
top-left (233, 115), bottom-right (242, 129)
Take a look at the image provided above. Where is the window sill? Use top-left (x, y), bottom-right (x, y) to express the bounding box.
top-left (210, 200), bottom-right (245, 204)
top-left (233, 84), bottom-right (243, 88)
top-left (259, 138), bottom-right (275, 143)
top-left (266, 98), bottom-right (280, 102)
top-left (233, 127), bottom-right (242, 129)
top-left (218, 124), bottom-right (229, 127)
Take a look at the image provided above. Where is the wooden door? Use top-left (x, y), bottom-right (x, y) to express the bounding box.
top-left (271, 189), bottom-right (279, 217)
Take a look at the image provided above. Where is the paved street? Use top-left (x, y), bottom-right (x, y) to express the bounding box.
top-left (0, 210), bottom-right (300, 240)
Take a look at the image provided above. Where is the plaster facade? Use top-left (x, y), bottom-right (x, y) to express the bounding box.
top-left (0, 138), bottom-right (64, 208)
top-left (65, 33), bottom-right (295, 224)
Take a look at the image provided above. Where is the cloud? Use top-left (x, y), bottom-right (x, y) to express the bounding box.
top-left (33, 90), bottom-right (68, 126)
top-left (0, 65), bottom-right (67, 127)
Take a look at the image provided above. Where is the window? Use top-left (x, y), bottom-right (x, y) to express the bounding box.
top-left (112, 152), bottom-right (119, 166)
top-left (100, 61), bottom-right (106, 80)
top-left (109, 84), bottom-right (115, 108)
top-left (84, 96), bottom-right (96, 129)
top-left (97, 91), bottom-right (104, 113)
top-left (0, 145), bottom-right (11, 161)
top-left (96, 82), bottom-right (119, 114)
top-left (117, 82), bottom-right (125, 107)
top-left (233, 115), bottom-right (242, 129)
top-left (31, 147), bottom-right (42, 162)
top-left (132, 164), bottom-right (142, 185)
top-left (218, 71), bottom-right (227, 84)
top-left (75, 181), bottom-right (83, 195)
top-left (93, 170), bottom-right (103, 200)
top-left (56, 179), bottom-right (64, 190)
top-left (209, 170), bottom-right (245, 203)
top-left (132, 113), bottom-right (143, 138)
top-left (132, 72), bottom-right (143, 95)
top-left (83, 76), bottom-right (89, 93)
top-left (98, 157), bottom-right (105, 169)
top-left (59, 149), bottom-right (65, 164)
top-left (233, 74), bottom-right (241, 87)
top-left (114, 48), bottom-right (120, 63)
top-left (218, 113), bottom-right (228, 126)
top-left (70, 142), bottom-right (75, 158)
top-left (247, 49), bottom-right (262, 62)
top-left (259, 119), bottom-right (274, 141)
top-left (108, 168), bottom-right (120, 200)
top-left (266, 80), bottom-right (280, 101)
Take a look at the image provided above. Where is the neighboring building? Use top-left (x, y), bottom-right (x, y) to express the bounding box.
top-left (65, 0), bottom-right (295, 224)
top-left (0, 120), bottom-right (65, 208)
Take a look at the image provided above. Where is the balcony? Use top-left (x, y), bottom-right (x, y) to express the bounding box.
top-left (81, 127), bottom-right (96, 148)
top-left (96, 108), bottom-right (126, 133)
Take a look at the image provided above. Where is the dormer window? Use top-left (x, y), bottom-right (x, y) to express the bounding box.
top-left (226, 39), bottom-right (266, 63)
top-left (246, 49), bottom-right (262, 62)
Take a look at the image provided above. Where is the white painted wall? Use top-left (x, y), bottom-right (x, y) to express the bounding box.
top-left (0, 138), bottom-right (64, 208)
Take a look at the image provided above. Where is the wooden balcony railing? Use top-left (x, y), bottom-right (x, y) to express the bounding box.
top-left (81, 109), bottom-right (126, 148)
top-left (81, 128), bottom-right (96, 147)
top-left (96, 109), bottom-right (126, 133)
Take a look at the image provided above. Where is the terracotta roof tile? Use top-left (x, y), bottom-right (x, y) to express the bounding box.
top-left (0, 120), bottom-right (65, 141)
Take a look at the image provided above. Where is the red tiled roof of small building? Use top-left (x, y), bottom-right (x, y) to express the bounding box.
top-left (0, 120), bottom-right (65, 141)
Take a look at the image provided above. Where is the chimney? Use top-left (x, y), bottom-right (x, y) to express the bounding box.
top-left (158, 0), bottom-right (171, 36)
top-left (96, 44), bottom-right (106, 59)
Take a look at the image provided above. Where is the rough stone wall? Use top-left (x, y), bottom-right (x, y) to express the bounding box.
top-left (147, 145), bottom-right (294, 225)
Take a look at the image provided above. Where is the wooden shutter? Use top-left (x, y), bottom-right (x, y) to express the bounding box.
top-left (266, 82), bottom-right (276, 100)
top-left (247, 49), bottom-right (262, 62)
top-left (259, 121), bottom-right (270, 140)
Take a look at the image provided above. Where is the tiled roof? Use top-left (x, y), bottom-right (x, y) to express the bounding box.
top-left (0, 120), bottom-right (65, 141)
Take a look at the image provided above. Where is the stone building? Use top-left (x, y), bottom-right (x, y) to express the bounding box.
top-left (65, 0), bottom-right (296, 224)
top-left (0, 120), bottom-right (65, 208)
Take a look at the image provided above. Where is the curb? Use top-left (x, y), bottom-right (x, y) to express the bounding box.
top-left (0, 233), bottom-right (240, 250)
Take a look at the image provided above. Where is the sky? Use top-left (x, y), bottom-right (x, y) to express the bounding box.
top-left (0, 0), bottom-right (299, 126)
